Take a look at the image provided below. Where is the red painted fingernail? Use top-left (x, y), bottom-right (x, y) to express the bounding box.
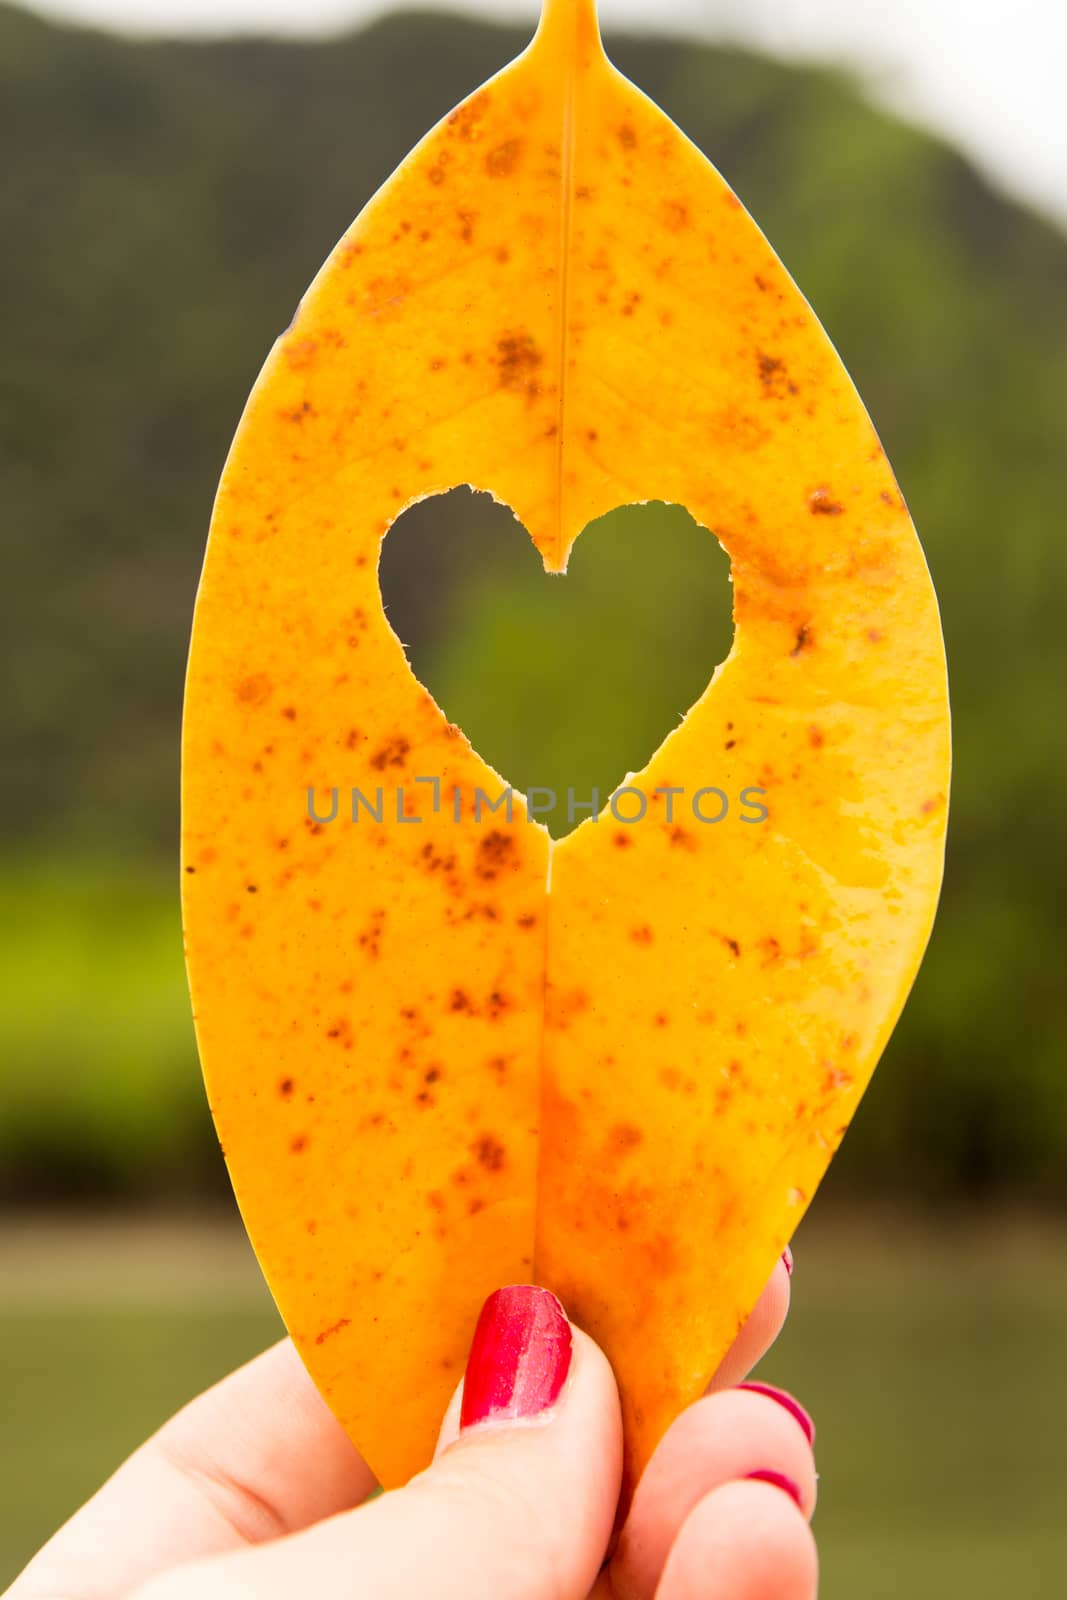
top-left (781, 1246), bottom-right (794, 1277)
top-left (738, 1381), bottom-right (816, 1446)
top-left (460, 1285), bottom-right (573, 1428)
top-left (746, 1468), bottom-right (804, 1509)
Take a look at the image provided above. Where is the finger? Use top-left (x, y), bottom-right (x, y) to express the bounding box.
top-left (654, 1479), bottom-right (818, 1600)
top-left (129, 1286), bottom-right (622, 1600)
top-left (707, 1253), bottom-right (792, 1390)
top-left (7, 1338), bottom-right (376, 1599)
top-left (608, 1385), bottom-right (816, 1600)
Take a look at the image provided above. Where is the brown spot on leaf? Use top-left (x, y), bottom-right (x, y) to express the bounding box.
top-left (370, 736), bottom-right (410, 771)
top-left (486, 138), bottom-right (523, 177)
top-left (358, 909), bottom-right (386, 960)
top-left (280, 400), bottom-right (314, 425)
top-left (475, 829), bottom-right (517, 881)
top-left (808, 486), bottom-right (844, 515)
top-left (758, 351), bottom-right (783, 385)
top-left (472, 1133), bottom-right (506, 1172)
top-left (791, 624), bottom-right (813, 657)
top-left (284, 336), bottom-right (318, 370)
top-left (607, 1122), bottom-right (644, 1155)
top-left (315, 1317), bottom-right (350, 1345)
top-left (279, 1077), bottom-right (294, 1099)
top-left (447, 89), bottom-right (491, 139)
top-left (617, 123), bottom-right (637, 149)
top-left (645, 1233), bottom-right (680, 1275)
top-left (757, 349), bottom-right (798, 398)
top-left (290, 1134), bottom-right (308, 1154)
top-left (235, 673), bottom-right (272, 707)
top-left (630, 924), bottom-right (654, 945)
top-left (495, 331), bottom-right (543, 397)
top-left (419, 841), bottom-right (459, 886)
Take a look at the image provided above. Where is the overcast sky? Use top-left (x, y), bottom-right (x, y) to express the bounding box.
top-left (20, 0), bottom-right (1067, 228)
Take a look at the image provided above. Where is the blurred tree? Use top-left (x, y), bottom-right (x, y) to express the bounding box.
top-left (1, 2), bottom-right (1065, 1201)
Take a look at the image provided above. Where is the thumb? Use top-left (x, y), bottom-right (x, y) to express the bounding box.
top-left (427, 1285), bottom-right (624, 1593)
top-left (133, 1286), bottom-right (623, 1600)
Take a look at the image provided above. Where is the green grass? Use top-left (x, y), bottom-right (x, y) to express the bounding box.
top-left (0, 857), bottom-right (215, 1199)
top-left (0, 1305), bottom-right (284, 1577)
top-left (1, 1214), bottom-right (1064, 1593)
top-left (768, 1216), bottom-right (1067, 1595)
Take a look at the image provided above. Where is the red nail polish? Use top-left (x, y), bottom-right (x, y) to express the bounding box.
top-left (745, 1468), bottom-right (804, 1509)
top-left (460, 1285), bottom-right (573, 1428)
top-left (781, 1246), bottom-right (794, 1277)
top-left (738, 1381), bottom-right (816, 1446)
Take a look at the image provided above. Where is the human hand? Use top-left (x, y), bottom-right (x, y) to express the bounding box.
top-left (7, 1250), bottom-right (816, 1600)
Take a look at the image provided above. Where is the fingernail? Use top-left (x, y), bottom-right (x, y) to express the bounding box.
top-left (738, 1381), bottom-right (816, 1446)
top-left (460, 1285), bottom-right (573, 1429)
top-left (781, 1246), bottom-right (794, 1276)
top-left (745, 1468), bottom-right (804, 1509)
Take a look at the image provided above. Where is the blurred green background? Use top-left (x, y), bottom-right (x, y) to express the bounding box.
top-left (2, 0), bottom-right (1065, 1590)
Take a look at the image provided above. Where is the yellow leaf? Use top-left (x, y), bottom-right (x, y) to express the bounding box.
top-left (182, 0), bottom-right (950, 1508)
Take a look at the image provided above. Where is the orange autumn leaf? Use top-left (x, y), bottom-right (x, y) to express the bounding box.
top-left (181, 0), bottom-right (950, 1508)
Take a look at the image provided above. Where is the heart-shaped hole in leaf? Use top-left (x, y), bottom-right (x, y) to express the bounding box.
top-left (380, 490), bottom-right (735, 836)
